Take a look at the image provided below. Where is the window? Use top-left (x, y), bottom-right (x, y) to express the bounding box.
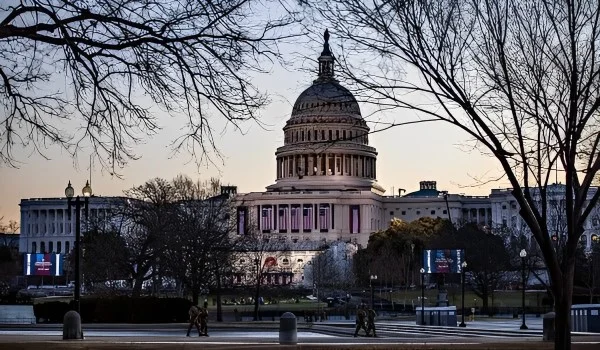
top-left (390, 211), bottom-right (394, 216)
top-left (48, 241), bottom-right (54, 253)
top-left (502, 205), bottom-right (507, 210)
top-left (416, 210), bottom-right (421, 215)
top-left (321, 130), bottom-right (325, 140)
top-left (40, 241), bottom-right (46, 253)
top-left (282, 258), bottom-right (290, 265)
top-left (443, 210), bottom-right (447, 214)
top-left (329, 130), bottom-right (332, 140)
top-left (431, 210), bottom-right (436, 215)
top-left (31, 242), bottom-right (37, 253)
top-left (66, 241), bottom-right (70, 253)
top-left (57, 241), bottom-right (62, 254)
top-left (343, 130), bottom-right (346, 140)
top-left (401, 211), bottom-right (406, 215)
top-left (336, 130), bottom-right (339, 140)
top-left (297, 259), bottom-right (304, 263)
top-left (301, 130), bottom-right (305, 141)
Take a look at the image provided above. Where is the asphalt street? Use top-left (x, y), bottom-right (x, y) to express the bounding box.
top-left (1, 318), bottom-right (599, 349)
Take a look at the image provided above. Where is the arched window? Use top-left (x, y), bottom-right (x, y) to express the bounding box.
top-left (282, 258), bottom-right (290, 265)
top-left (31, 242), bottom-right (37, 253)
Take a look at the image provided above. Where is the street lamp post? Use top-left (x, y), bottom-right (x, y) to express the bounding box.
top-left (459, 261), bottom-right (467, 327)
top-left (370, 275), bottom-right (378, 308)
top-left (65, 180), bottom-right (92, 315)
top-left (519, 249), bottom-right (528, 330)
top-left (420, 267), bottom-right (425, 325)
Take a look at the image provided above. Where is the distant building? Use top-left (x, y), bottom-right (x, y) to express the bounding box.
top-left (18, 196), bottom-right (123, 254)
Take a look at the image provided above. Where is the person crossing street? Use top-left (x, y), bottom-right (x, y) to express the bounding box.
top-left (353, 303), bottom-right (368, 337)
top-left (366, 306), bottom-right (377, 337)
top-left (186, 303), bottom-right (201, 337)
top-left (199, 301), bottom-right (209, 336)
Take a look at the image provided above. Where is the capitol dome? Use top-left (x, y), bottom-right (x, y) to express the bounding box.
top-left (290, 81), bottom-right (361, 118)
top-left (267, 30), bottom-right (383, 194)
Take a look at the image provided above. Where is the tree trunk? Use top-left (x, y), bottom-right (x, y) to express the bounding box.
top-left (132, 275), bottom-right (144, 298)
top-left (553, 263), bottom-right (574, 350)
top-left (191, 289), bottom-right (200, 306)
top-left (216, 269), bottom-right (223, 322)
top-left (554, 291), bottom-right (572, 350)
top-left (253, 278), bottom-right (261, 321)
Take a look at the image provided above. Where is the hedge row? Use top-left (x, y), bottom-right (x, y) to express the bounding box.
top-left (34, 296), bottom-right (191, 323)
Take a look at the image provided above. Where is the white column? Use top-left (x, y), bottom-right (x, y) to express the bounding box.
top-left (293, 156), bottom-right (297, 177)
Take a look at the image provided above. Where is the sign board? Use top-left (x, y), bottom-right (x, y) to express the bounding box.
top-left (423, 249), bottom-right (465, 274)
top-left (23, 253), bottom-right (64, 276)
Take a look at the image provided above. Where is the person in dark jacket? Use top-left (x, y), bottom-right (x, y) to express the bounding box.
top-left (353, 304), bottom-right (368, 337)
top-left (366, 307), bottom-right (377, 337)
top-left (186, 304), bottom-right (201, 337)
top-left (199, 301), bottom-right (209, 336)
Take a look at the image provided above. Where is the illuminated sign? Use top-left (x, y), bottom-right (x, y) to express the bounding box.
top-left (24, 253), bottom-right (64, 276)
top-left (423, 249), bottom-right (465, 274)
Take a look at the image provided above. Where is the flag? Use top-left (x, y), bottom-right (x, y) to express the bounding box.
top-left (303, 206), bottom-right (312, 231)
top-left (319, 205), bottom-right (329, 230)
top-left (262, 206), bottom-right (273, 230)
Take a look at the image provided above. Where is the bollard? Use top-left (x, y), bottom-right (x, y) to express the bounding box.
top-left (63, 310), bottom-right (83, 340)
top-left (279, 312), bottom-right (297, 345)
top-left (542, 312), bottom-right (555, 342)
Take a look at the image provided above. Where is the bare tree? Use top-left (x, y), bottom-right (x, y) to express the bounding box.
top-left (0, 217), bottom-right (19, 234)
top-left (0, 0), bottom-right (299, 171)
top-left (162, 175), bottom-right (235, 322)
top-left (115, 178), bottom-right (177, 297)
top-left (234, 233), bottom-right (289, 321)
top-left (304, 1), bottom-right (600, 348)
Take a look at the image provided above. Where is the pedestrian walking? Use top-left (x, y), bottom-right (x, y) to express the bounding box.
top-left (186, 304), bottom-right (201, 337)
top-left (199, 301), bottom-right (209, 336)
top-left (353, 304), bottom-right (368, 337)
top-left (366, 307), bottom-right (377, 337)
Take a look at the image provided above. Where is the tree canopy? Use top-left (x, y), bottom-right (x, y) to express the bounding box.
top-left (1, 0), bottom-right (298, 171)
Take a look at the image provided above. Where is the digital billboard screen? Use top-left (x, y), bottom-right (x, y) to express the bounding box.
top-left (23, 253), bottom-right (64, 276)
top-left (423, 249), bottom-right (465, 274)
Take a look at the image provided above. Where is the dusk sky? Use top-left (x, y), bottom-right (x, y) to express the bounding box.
top-left (0, 33), bottom-right (509, 228)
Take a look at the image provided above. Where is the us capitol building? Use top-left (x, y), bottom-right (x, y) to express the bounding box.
top-left (17, 32), bottom-right (600, 286)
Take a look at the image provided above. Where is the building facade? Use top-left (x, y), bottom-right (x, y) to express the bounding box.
top-left (16, 32), bottom-right (600, 286)
top-left (18, 196), bottom-right (122, 255)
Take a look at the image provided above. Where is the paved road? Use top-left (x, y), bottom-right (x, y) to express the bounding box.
top-left (1, 319), bottom-right (599, 349)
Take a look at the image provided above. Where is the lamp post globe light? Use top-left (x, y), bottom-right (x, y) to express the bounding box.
top-left (459, 261), bottom-right (467, 327)
top-left (519, 249), bottom-right (528, 330)
top-left (65, 180), bottom-right (92, 316)
top-left (370, 274), bottom-right (378, 308)
top-left (420, 267), bottom-right (425, 325)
